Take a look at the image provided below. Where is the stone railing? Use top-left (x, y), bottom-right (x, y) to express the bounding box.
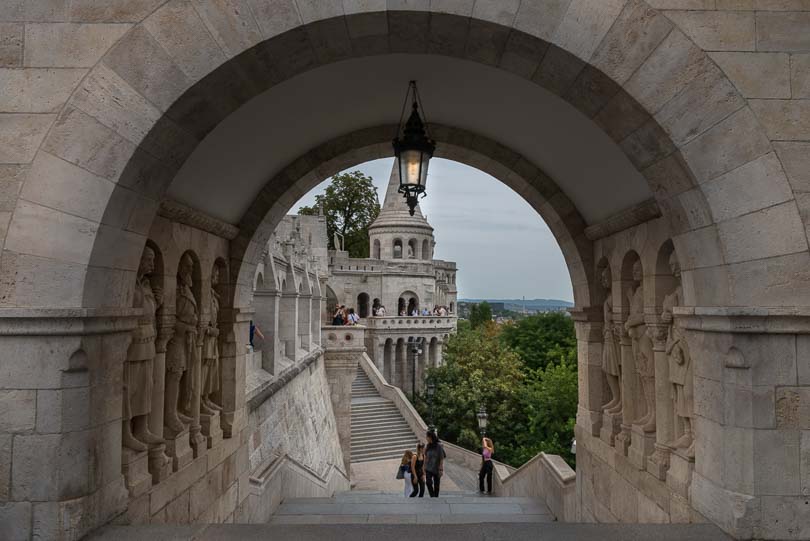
top-left (363, 316), bottom-right (457, 330)
top-left (357, 353), bottom-right (576, 520)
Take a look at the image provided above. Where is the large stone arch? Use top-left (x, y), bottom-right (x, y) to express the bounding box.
top-left (2, 4), bottom-right (802, 315)
top-left (2, 3), bottom-right (809, 540)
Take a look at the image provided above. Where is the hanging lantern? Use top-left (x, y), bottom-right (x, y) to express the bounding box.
top-left (393, 81), bottom-right (435, 216)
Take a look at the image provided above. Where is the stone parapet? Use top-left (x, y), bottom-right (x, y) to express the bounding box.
top-left (364, 316), bottom-right (457, 331)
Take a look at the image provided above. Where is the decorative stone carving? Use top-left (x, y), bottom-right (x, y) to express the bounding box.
top-left (202, 265), bottom-right (223, 415)
top-left (663, 253), bottom-right (693, 458)
top-left (123, 246), bottom-right (164, 452)
top-left (165, 253), bottom-right (198, 435)
top-left (600, 267), bottom-right (621, 414)
top-left (625, 260), bottom-right (655, 433)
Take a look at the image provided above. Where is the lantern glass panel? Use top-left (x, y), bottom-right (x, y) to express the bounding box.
top-left (400, 149), bottom-right (424, 188)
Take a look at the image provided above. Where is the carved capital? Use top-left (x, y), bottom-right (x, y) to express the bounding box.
top-left (645, 322), bottom-right (669, 351)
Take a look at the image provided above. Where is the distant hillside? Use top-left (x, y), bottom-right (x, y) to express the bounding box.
top-left (459, 298), bottom-right (574, 310)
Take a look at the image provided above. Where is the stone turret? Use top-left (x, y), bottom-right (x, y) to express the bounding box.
top-left (368, 163), bottom-right (435, 261)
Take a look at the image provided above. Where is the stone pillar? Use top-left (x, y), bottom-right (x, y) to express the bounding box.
top-left (279, 290), bottom-right (299, 362)
top-left (0, 311), bottom-right (136, 540)
top-left (375, 340), bottom-right (386, 373)
top-left (323, 327), bottom-right (365, 473)
top-left (218, 308), bottom-right (250, 438)
top-left (572, 308), bottom-right (604, 438)
top-left (435, 340), bottom-right (443, 367)
top-left (646, 318), bottom-right (673, 480)
top-left (189, 325), bottom-right (206, 458)
top-left (253, 289), bottom-right (279, 374)
top-left (298, 290), bottom-right (312, 351)
top-left (615, 319), bottom-right (636, 456)
top-left (148, 314), bottom-right (174, 483)
top-left (310, 287), bottom-right (321, 348)
top-left (395, 340), bottom-right (406, 389)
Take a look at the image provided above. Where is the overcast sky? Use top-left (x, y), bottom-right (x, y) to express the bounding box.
top-left (292, 158), bottom-right (573, 302)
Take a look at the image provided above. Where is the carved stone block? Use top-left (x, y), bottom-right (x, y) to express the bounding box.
top-left (629, 424), bottom-right (656, 470)
top-left (201, 412), bottom-right (223, 450)
top-left (646, 443), bottom-right (671, 481)
top-left (615, 424), bottom-right (631, 456)
top-left (600, 411), bottom-right (622, 446)
top-left (164, 428), bottom-right (193, 472)
top-left (667, 448), bottom-right (695, 499)
top-left (148, 444), bottom-right (172, 484)
top-left (122, 448), bottom-right (151, 498)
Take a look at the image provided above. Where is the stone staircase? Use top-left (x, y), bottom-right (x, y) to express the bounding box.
top-left (351, 368), bottom-right (419, 463)
top-left (269, 490), bottom-right (553, 524)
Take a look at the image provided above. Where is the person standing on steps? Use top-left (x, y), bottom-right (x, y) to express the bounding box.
top-left (425, 430), bottom-right (446, 497)
top-left (410, 443), bottom-right (426, 497)
top-left (398, 450), bottom-right (414, 497)
top-left (479, 437), bottom-right (495, 495)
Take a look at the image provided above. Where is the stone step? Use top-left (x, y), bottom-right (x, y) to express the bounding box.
top-left (351, 437), bottom-right (419, 451)
top-left (352, 426), bottom-right (412, 438)
top-left (90, 523), bottom-right (735, 540)
top-left (351, 429), bottom-right (414, 442)
top-left (351, 412), bottom-right (403, 421)
top-left (351, 403), bottom-right (398, 411)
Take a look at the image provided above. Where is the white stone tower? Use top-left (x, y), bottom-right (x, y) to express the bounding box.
top-left (368, 163), bottom-right (435, 261)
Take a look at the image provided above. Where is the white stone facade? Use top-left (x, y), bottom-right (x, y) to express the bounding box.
top-left (324, 164), bottom-right (458, 389)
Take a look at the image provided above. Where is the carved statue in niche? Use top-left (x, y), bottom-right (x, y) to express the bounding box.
top-left (407, 243), bottom-right (415, 259)
top-left (201, 264), bottom-right (223, 414)
top-left (662, 252), bottom-right (694, 457)
top-left (123, 247), bottom-right (165, 451)
top-left (600, 267), bottom-right (622, 414)
top-left (625, 260), bottom-right (656, 432)
top-left (165, 253), bottom-right (198, 433)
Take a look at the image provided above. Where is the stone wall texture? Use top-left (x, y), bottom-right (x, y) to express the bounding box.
top-left (1, 2), bottom-right (810, 540)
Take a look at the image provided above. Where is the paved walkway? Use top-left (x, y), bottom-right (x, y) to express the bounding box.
top-left (89, 522), bottom-right (733, 540)
top-left (350, 458), bottom-right (465, 493)
top-left (269, 491), bottom-right (552, 525)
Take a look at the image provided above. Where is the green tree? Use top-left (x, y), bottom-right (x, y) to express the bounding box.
top-left (500, 312), bottom-right (576, 371)
top-left (514, 359), bottom-right (579, 466)
top-left (298, 171), bottom-right (380, 258)
top-left (469, 301), bottom-right (493, 329)
top-left (419, 324), bottom-right (527, 465)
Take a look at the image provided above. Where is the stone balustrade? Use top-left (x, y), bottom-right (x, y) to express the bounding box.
top-left (363, 316), bottom-right (457, 330)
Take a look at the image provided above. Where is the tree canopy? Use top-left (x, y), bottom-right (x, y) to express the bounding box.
top-left (298, 171), bottom-right (380, 258)
top-left (468, 301), bottom-right (493, 329)
top-left (417, 313), bottom-right (578, 467)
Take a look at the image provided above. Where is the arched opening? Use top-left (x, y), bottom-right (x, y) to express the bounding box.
top-left (372, 239), bottom-right (381, 259)
top-left (357, 292), bottom-right (370, 319)
top-left (407, 238), bottom-right (418, 259)
top-left (324, 285), bottom-right (338, 325)
top-left (7, 5), bottom-right (802, 538)
top-left (383, 338), bottom-right (394, 384)
top-left (255, 272), bottom-right (264, 291)
top-left (393, 239), bottom-right (403, 259)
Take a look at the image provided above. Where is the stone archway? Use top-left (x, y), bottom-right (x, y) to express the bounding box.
top-left (1, 4), bottom-right (808, 540)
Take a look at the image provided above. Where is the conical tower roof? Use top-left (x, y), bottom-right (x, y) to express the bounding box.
top-left (368, 162), bottom-right (434, 232)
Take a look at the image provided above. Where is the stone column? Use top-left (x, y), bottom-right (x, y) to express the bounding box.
top-left (189, 322), bottom-right (206, 458)
top-left (646, 318), bottom-right (673, 480)
top-left (572, 308), bottom-right (604, 438)
top-left (279, 290), bottom-right (300, 362)
top-left (298, 290), bottom-right (312, 351)
top-left (323, 327), bottom-right (365, 473)
top-left (615, 318), bottom-right (636, 456)
top-left (218, 308), bottom-right (250, 438)
top-left (253, 289), bottom-right (279, 374)
top-left (148, 314), bottom-right (174, 483)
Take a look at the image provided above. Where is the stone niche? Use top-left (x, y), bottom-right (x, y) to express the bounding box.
top-left (117, 215), bottom-right (249, 525)
top-left (576, 217), bottom-right (699, 526)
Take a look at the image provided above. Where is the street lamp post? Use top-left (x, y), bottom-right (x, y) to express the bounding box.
top-left (426, 380), bottom-right (436, 432)
top-left (409, 337), bottom-right (422, 402)
top-left (476, 405), bottom-right (488, 437)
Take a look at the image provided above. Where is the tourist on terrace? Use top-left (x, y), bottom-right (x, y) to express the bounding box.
top-left (399, 308), bottom-right (407, 316)
top-left (424, 430), bottom-right (446, 497)
top-left (377, 305), bottom-right (386, 316)
top-left (421, 307), bottom-right (430, 316)
top-left (332, 306), bottom-right (344, 326)
top-left (249, 320), bottom-right (264, 349)
top-left (479, 437), bottom-right (494, 495)
top-left (398, 450), bottom-right (414, 496)
top-left (410, 443), bottom-right (426, 498)
top-left (346, 308), bottom-right (360, 325)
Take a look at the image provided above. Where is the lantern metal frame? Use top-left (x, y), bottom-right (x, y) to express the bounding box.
top-left (392, 80), bottom-right (435, 216)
